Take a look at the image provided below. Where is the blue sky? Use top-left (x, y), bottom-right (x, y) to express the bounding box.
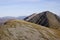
top-left (0, 0), bottom-right (60, 17)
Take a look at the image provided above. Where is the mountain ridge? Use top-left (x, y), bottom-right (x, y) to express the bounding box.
top-left (24, 11), bottom-right (60, 30)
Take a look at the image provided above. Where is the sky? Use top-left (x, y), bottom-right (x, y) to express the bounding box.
top-left (0, 0), bottom-right (60, 17)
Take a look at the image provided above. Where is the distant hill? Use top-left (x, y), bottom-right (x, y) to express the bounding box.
top-left (24, 11), bottom-right (60, 30)
top-left (0, 20), bottom-right (60, 40)
top-left (0, 16), bottom-right (26, 25)
top-left (17, 16), bottom-right (27, 20)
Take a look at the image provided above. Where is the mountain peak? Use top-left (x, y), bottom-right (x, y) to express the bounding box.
top-left (44, 11), bottom-right (51, 13)
top-left (39, 11), bottom-right (54, 15)
top-left (24, 11), bottom-right (60, 30)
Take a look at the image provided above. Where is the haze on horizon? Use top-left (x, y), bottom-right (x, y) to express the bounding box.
top-left (0, 0), bottom-right (60, 17)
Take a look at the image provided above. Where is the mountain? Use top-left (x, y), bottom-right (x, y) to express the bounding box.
top-left (0, 16), bottom-right (26, 25)
top-left (0, 16), bottom-right (16, 25)
top-left (0, 20), bottom-right (60, 40)
top-left (24, 11), bottom-right (60, 30)
top-left (17, 16), bottom-right (27, 20)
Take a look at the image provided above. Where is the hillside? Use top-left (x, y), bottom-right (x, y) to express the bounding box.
top-left (0, 20), bottom-right (60, 40)
top-left (24, 11), bottom-right (60, 30)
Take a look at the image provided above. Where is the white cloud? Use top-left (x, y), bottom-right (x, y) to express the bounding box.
top-left (0, 0), bottom-right (40, 3)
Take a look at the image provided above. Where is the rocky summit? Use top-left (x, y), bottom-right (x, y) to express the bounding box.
top-left (24, 11), bottom-right (60, 30)
top-left (0, 20), bottom-right (60, 40)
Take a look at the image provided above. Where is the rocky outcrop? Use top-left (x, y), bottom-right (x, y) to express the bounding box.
top-left (24, 11), bottom-right (60, 30)
top-left (0, 20), bottom-right (60, 40)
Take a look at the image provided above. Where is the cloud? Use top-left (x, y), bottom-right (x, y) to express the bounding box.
top-left (0, 0), bottom-right (40, 3)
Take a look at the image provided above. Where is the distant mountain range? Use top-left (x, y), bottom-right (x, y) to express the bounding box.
top-left (0, 16), bottom-right (26, 25)
top-left (0, 16), bottom-right (26, 20)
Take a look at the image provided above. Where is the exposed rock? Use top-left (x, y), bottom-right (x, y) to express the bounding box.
top-left (0, 20), bottom-right (60, 40)
top-left (24, 11), bottom-right (60, 30)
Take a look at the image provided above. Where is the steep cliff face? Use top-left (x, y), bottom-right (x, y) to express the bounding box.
top-left (24, 11), bottom-right (60, 30)
top-left (0, 20), bottom-right (60, 40)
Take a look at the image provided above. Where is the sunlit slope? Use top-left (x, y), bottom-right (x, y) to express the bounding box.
top-left (0, 20), bottom-right (60, 40)
top-left (46, 12), bottom-right (60, 29)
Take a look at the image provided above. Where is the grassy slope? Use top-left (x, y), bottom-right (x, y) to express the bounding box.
top-left (0, 20), bottom-right (60, 40)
